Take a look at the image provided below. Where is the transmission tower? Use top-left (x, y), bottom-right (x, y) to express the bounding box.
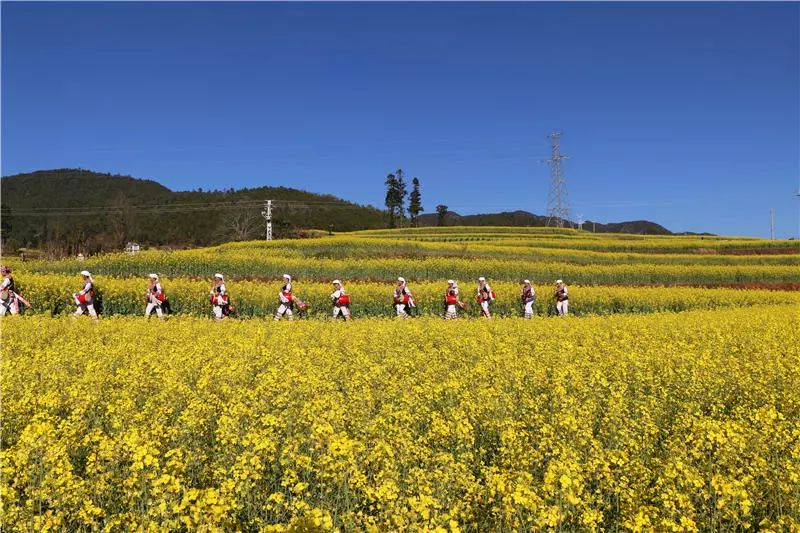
top-left (542, 132), bottom-right (571, 228)
top-left (770, 208), bottom-right (775, 240)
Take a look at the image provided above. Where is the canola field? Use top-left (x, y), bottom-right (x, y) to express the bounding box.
top-left (2, 227), bottom-right (799, 531)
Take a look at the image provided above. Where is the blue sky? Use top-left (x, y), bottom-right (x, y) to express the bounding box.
top-left (2, 2), bottom-right (798, 237)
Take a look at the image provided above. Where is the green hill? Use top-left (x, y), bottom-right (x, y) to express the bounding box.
top-left (1, 169), bottom-right (386, 254)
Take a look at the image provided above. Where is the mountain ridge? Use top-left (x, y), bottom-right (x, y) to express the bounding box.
top-left (416, 210), bottom-right (673, 235)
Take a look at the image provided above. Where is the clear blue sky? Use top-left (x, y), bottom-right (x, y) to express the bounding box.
top-left (2, 2), bottom-right (798, 237)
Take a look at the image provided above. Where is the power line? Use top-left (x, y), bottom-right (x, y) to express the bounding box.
top-left (8, 198), bottom-right (360, 212)
top-left (8, 198), bottom-right (381, 217)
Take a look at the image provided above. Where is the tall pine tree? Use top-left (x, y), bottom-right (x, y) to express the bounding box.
top-left (408, 177), bottom-right (423, 227)
top-left (395, 169), bottom-right (407, 227)
top-left (384, 173), bottom-right (399, 228)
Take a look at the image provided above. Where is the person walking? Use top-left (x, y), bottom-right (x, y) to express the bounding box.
top-left (444, 279), bottom-right (462, 320)
top-left (393, 277), bottom-right (416, 318)
top-left (521, 279), bottom-right (535, 319)
top-left (274, 274), bottom-right (295, 321)
top-left (555, 279), bottom-right (569, 316)
top-left (145, 273), bottom-right (166, 320)
top-left (476, 276), bottom-right (495, 318)
top-left (0, 266), bottom-right (31, 316)
top-left (331, 279), bottom-right (351, 321)
top-left (210, 273), bottom-right (232, 320)
top-left (73, 270), bottom-right (99, 320)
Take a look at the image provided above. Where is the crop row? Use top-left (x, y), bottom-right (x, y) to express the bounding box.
top-left (200, 237), bottom-right (800, 266)
top-left (357, 227), bottom-right (800, 253)
top-left (8, 251), bottom-right (800, 285)
top-left (12, 274), bottom-right (800, 318)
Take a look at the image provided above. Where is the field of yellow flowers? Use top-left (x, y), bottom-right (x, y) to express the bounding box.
top-left (2, 306), bottom-right (798, 531)
top-left (2, 228), bottom-right (799, 531)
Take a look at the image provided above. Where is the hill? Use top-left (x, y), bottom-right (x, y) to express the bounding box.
top-left (1, 169), bottom-right (677, 256)
top-left (416, 210), bottom-right (672, 235)
top-left (1, 169), bottom-right (385, 254)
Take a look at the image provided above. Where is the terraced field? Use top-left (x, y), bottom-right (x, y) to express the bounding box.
top-left (2, 227), bottom-right (798, 531)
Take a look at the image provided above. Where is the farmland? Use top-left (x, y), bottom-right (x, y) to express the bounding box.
top-left (1, 227), bottom-right (799, 531)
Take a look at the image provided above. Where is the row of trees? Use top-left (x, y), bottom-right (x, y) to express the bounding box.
top-left (385, 169), bottom-right (447, 228)
top-left (384, 169), bottom-right (423, 228)
top-left (384, 170), bottom-right (451, 228)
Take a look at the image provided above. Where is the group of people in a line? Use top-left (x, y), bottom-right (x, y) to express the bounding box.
top-left (0, 266), bottom-right (570, 320)
top-left (440, 277), bottom-right (567, 319)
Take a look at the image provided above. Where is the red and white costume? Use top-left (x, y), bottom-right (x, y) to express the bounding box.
top-left (73, 271), bottom-right (98, 319)
top-left (393, 277), bottom-right (415, 318)
top-left (555, 280), bottom-right (569, 316)
top-left (444, 280), bottom-right (460, 320)
top-left (477, 277), bottom-right (494, 318)
top-left (331, 280), bottom-right (351, 320)
top-left (210, 274), bottom-right (229, 320)
top-left (521, 280), bottom-right (535, 319)
top-left (145, 274), bottom-right (165, 319)
top-left (0, 270), bottom-right (21, 316)
top-left (274, 274), bottom-right (294, 321)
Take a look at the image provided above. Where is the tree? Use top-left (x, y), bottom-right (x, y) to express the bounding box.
top-left (407, 177), bottom-right (423, 227)
top-left (109, 192), bottom-right (135, 249)
top-left (385, 170), bottom-right (409, 229)
top-left (395, 169), bottom-right (408, 227)
top-left (227, 207), bottom-right (261, 241)
top-left (436, 205), bottom-right (449, 226)
top-left (0, 203), bottom-right (12, 247)
top-left (384, 173), bottom-right (399, 228)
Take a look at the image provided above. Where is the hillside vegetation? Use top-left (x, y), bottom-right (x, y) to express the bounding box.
top-left (1, 169), bottom-right (385, 253)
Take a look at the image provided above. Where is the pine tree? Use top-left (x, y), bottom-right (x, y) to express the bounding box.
top-left (384, 173), bottom-right (399, 228)
top-left (395, 169), bottom-right (408, 227)
top-left (408, 177), bottom-right (423, 227)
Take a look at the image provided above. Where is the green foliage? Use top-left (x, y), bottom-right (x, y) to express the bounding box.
top-left (436, 205), bottom-right (449, 226)
top-left (384, 170), bottom-right (408, 229)
top-left (2, 169), bottom-right (386, 252)
top-left (408, 177), bottom-right (423, 227)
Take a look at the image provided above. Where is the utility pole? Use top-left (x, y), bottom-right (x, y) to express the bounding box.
top-left (593, 221), bottom-right (596, 233)
top-left (262, 200), bottom-right (273, 241)
top-left (542, 132), bottom-right (571, 228)
top-left (770, 208), bottom-right (775, 240)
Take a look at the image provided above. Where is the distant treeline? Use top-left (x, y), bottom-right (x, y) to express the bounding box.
top-left (416, 210), bottom-right (673, 235)
top-left (1, 169), bottom-right (386, 256)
